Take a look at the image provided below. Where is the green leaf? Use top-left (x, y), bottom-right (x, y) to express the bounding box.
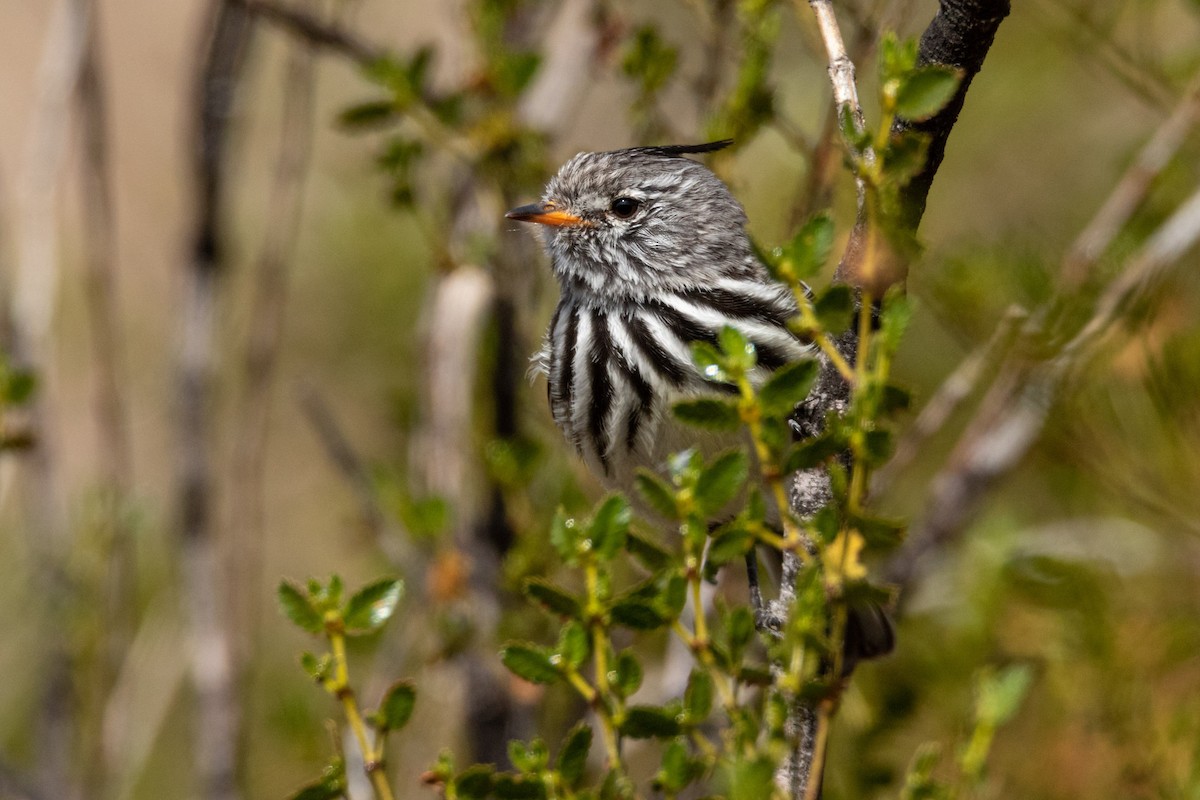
top-left (783, 432), bottom-right (846, 473)
top-left (612, 650), bottom-right (643, 697)
top-left (550, 509), bottom-right (582, 565)
top-left (724, 606), bottom-right (755, 665)
top-left (683, 669), bottom-right (714, 723)
top-left (813, 285), bottom-right (855, 334)
top-left (878, 32), bottom-right (919, 84)
top-left (718, 325), bottom-right (756, 372)
top-left (976, 664), bottom-right (1033, 725)
top-left (508, 739), bottom-right (549, 773)
top-left (624, 529), bottom-right (672, 572)
top-left (556, 724), bottom-right (592, 788)
top-left (663, 575), bottom-right (688, 616)
top-left (883, 130), bottom-right (931, 185)
top-left (620, 704), bottom-right (683, 739)
top-left (343, 578), bottom-right (403, 634)
top-left (634, 470), bottom-right (679, 520)
top-left (454, 765), bottom-right (496, 800)
top-left (492, 774), bottom-right (546, 800)
top-left (523, 578), bottom-right (581, 618)
top-left (610, 599), bottom-right (668, 630)
top-left (278, 581), bottom-right (323, 634)
top-left (3, 369), bottom-right (36, 404)
top-left (289, 759), bottom-right (345, 800)
top-left (672, 398), bottom-right (740, 431)
top-left (374, 680), bottom-right (417, 731)
top-left (863, 428), bottom-right (894, 466)
top-left (781, 213), bottom-right (835, 280)
top-left (851, 512), bottom-right (907, 549)
top-left (758, 359), bottom-right (820, 417)
top-left (895, 65), bottom-right (961, 121)
top-left (881, 383), bottom-right (913, 413)
top-left (337, 100), bottom-right (396, 129)
top-left (695, 450), bottom-right (749, 516)
top-left (727, 754), bottom-right (776, 800)
top-left (879, 289), bottom-right (913, 351)
top-left (589, 494), bottom-right (631, 561)
top-left (299, 651), bottom-right (331, 682)
top-left (656, 739), bottom-right (699, 792)
top-left (706, 524), bottom-right (754, 568)
top-left (501, 643), bottom-right (560, 685)
top-left (556, 621), bottom-right (589, 668)
top-left (690, 341), bottom-right (730, 384)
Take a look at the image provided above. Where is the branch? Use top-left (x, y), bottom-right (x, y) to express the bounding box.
top-left (233, 0), bottom-right (382, 63)
top-left (176, 2), bottom-right (255, 798)
top-left (892, 0), bottom-right (1012, 231)
top-left (1061, 75), bottom-right (1200, 286)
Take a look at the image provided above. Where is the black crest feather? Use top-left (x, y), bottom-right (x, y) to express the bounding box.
top-left (631, 140), bottom-right (734, 158)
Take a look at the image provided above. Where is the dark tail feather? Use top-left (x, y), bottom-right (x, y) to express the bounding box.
top-left (841, 600), bottom-right (895, 676)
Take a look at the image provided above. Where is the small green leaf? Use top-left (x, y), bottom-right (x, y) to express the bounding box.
top-left (508, 738), bottom-right (549, 773)
top-left (278, 581), bottom-right (322, 634)
top-left (976, 664), bottom-right (1033, 725)
top-left (850, 512), bottom-right (906, 549)
top-left (706, 524), bottom-right (754, 568)
top-left (724, 606), bottom-right (755, 665)
top-left (783, 432), bottom-right (846, 473)
top-left (589, 494), bottom-right (631, 560)
top-left (343, 578), bottom-right (403, 634)
top-left (453, 765), bottom-right (496, 800)
top-left (690, 341), bottom-right (730, 384)
top-left (3, 369), bottom-right (36, 404)
top-left (663, 575), bottom-right (688, 616)
top-left (624, 529), bottom-right (672, 572)
top-left (656, 739), bottom-right (699, 792)
top-left (612, 650), bottom-right (643, 697)
top-left (523, 578), bottom-right (581, 618)
top-left (684, 669), bottom-right (714, 723)
top-left (881, 383), bottom-right (912, 413)
top-left (718, 325), bottom-right (756, 372)
top-left (289, 759), bottom-right (345, 800)
top-left (620, 704), bottom-right (683, 739)
top-left (550, 509), bottom-right (582, 565)
top-left (501, 643), bottom-right (560, 685)
top-left (727, 754), bottom-right (776, 800)
top-left (759, 360), bottom-right (819, 417)
top-left (895, 65), bottom-right (961, 121)
top-left (556, 724), bottom-right (592, 787)
top-left (813, 285), bottom-right (855, 334)
top-left (780, 214), bottom-right (835, 280)
top-left (374, 680), bottom-right (417, 731)
top-left (879, 289), bottom-right (913, 351)
top-left (863, 428), bottom-right (894, 466)
top-left (337, 100), bottom-right (396, 129)
top-left (492, 773), bottom-right (546, 800)
top-left (300, 651), bottom-right (332, 682)
top-left (695, 450), bottom-right (749, 516)
top-left (556, 621), bottom-right (589, 668)
top-left (610, 599), bottom-right (668, 630)
top-left (672, 398), bottom-right (740, 431)
top-left (634, 470), bottom-right (679, 520)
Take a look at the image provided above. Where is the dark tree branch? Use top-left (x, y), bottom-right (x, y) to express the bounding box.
top-left (893, 0), bottom-right (1012, 231)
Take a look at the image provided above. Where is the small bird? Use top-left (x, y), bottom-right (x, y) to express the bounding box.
top-left (508, 140), bottom-right (892, 663)
top-left (507, 140), bottom-right (810, 497)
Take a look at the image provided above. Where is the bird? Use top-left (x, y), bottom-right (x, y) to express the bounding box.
top-left (507, 140), bottom-right (892, 664)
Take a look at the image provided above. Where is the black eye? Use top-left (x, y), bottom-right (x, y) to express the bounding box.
top-left (610, 197), bottom-right (641, 219)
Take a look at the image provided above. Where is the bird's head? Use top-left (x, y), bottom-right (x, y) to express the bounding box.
top-left (507, 141), bottom-right (753, 299)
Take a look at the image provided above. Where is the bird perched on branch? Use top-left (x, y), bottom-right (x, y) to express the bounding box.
top-left (507, 140), bottom-right (892, 663)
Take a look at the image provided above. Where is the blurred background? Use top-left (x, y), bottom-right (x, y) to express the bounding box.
top-left (2, 0), bottom-right (1200, 798)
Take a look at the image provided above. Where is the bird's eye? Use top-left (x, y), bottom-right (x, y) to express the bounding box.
top-left (610, 197), bottom-right (641, 219)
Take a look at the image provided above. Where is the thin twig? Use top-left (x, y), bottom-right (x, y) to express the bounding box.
top-left (226, 0), bottom-right (322, 681)
top-left (233, 0), bottom-right (381, 63)
top-left (1061, 75), bottom-right (1200, 286)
